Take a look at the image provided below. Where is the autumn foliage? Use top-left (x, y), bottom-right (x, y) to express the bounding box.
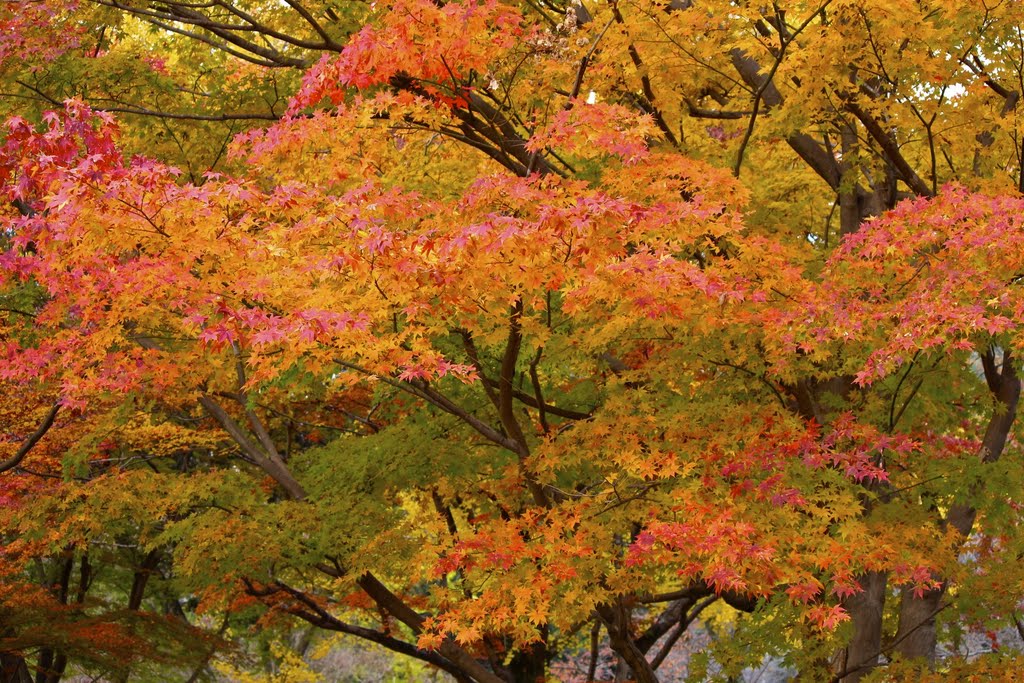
top-left (2, 0), bottom-right (1024, 682)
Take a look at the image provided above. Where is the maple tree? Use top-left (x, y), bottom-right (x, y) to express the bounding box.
top-left (3, 0), bottom-right (1024, 682)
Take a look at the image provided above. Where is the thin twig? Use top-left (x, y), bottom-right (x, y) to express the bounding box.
top-left (733, 0), bottom-right (834, 176)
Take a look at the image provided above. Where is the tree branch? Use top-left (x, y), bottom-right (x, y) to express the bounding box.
top-left (0, 403), bottom-right (61, 474)
top-left (729, 51), bottom-right (841, 189)
top-left (843, 98), bottom-right (933, 197)
top-left (270, 580), bottom-right (472, 682)
top-left (356, 573), bottom-right (505, 683)
top-left (731, 0), bottom-right (835, 176)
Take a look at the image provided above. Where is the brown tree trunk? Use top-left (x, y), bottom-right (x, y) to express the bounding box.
top-left (597, 601), bottom-right (659, 683)
top-left (893, 350), bottom-right (1019, 663)
top-left (112, 550), bottom-right (164, 683)
top-left (0, 654), bottom-right (31, 683)
top-left (507, 636), bottom-right (547, 683)
top-left (892, 587), bottom-right (941, 664)
top-left (127, 549), bottom-right (161, 611)
top-left (32, 557), bottom-right (74, 683)
top-left (834, 571), bottom-right (887, 682)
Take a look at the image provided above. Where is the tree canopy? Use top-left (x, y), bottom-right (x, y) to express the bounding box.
top-left (2, 0), bottom-right (1024, 681)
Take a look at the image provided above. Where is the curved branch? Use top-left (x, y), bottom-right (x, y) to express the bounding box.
top-left (356, 573), bottom-right (505, 683)
top-left (270, 580), bottom-right (472, 682)
top-left (610, 4), bottom-right (678, 147)
top-left (0, 403), bottom-right (61, 474)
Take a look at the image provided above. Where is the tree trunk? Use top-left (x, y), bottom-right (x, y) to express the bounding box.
top-left (597, 602), bottom-right (660, 683)
top-left (0, 654), bottom-right (31, 683)
top-left (892, 586), bottom-right (941, 664)
top-left (892, 351), bottom-right (1019, 663)
top-left (834, 571), bottom-right (887, 682)
top-left (127, 549), bottom-right (162, 611)
top-left (507, 637), bottom-right (547, 683)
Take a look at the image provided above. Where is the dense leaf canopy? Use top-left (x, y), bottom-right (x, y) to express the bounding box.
top-left (2, 1), bottom-right (1024, 682)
